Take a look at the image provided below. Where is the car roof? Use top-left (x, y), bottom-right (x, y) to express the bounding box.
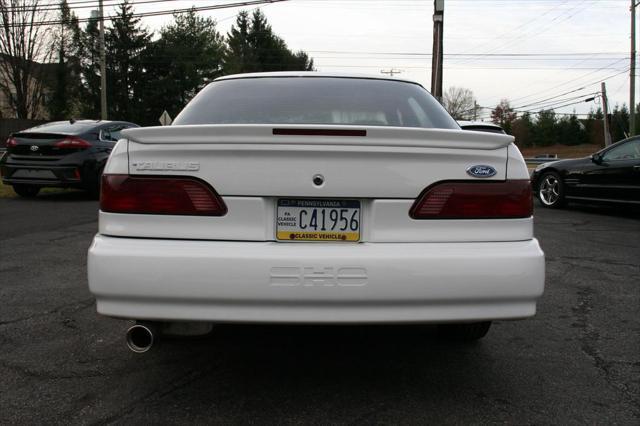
top-left (457, 120), bottom-right (503, 129)
top-left (458, 121), bottom-right (505, 134)
top-left (214, 71), bottom-right (423, 87)
top-left (18, 120), bottom-right (137, 136)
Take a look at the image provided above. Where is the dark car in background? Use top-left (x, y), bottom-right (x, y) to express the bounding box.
top-left (0, 120), bottom-right (138, 198)
top-left (531, 136), bottom-right (640, 208)
top-left (458, 120), bottom-right (506, 134)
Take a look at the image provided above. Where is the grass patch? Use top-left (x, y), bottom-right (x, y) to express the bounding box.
top-left (0, 180), bottom-right (15, 198)
top-left (0, 180), bottom-right (76, 199)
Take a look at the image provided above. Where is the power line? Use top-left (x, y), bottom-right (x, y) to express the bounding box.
top-left (475, 69), bottom-right (630, 117)
top-left (454, 0), bottom-right (593, 66)
top-left (1, 0), bottom-right (183, 12)
top-left (483, 58), bottom-right (630, 107)
top-left (307, 50), bottom-right (627, 57)
top-left (451, 0), bottom-right (571, 63)
top-left (513, 92), bottom-right (600, 110)
top-left (317, 64), bottom-right (628, 71)
top-left (1, 0), bottom-right (289, 27)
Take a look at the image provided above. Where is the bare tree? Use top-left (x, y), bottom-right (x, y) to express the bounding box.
top-left (0, 0), bottom-right (53, 118)
top-left (443, 86), bottom-right (477, 120)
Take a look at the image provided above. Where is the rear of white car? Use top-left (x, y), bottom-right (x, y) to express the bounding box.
top-left (87, 73), bottom-right (544, 347)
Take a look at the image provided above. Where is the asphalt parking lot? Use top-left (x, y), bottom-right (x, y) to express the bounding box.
top-left (0, 192), bottom-right (638, 425)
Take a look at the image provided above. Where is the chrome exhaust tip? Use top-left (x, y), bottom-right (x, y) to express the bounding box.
top-left (126, 323), bottom-right (156, 353)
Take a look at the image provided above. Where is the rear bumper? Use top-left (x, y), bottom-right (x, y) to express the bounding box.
top-left (0, 163), bottom-right (83, 187)
top-left (88, 236), bottom-right (545, 323)
top-left (0, 151), bottom-right (105, 187)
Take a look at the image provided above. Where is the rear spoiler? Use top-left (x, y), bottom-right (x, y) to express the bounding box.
top-left (123, 124), bottom-right (514, 150)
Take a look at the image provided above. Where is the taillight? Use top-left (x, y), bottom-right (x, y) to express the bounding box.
top-left (5, 137), bottom-right (17, 148)
top-left (409, 180), bottom-right (532, 219)
top-left (54, 136), bottom-right (92, 149)
top-left (101, 174), bottom-right (227, 216)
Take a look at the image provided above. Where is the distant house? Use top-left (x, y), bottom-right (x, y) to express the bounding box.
top-left (0, 54), bottom-right (57, 120)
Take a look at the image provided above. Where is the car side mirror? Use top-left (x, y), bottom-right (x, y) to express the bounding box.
top-left (591, 153), bottom-right (603, 164)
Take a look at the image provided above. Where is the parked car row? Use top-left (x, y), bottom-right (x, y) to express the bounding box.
top-left (2, 117), bottom-right (638, 209)
top-left (1, 76), bottom-right (636, 355)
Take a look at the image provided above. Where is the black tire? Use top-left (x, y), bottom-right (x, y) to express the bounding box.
top-left (87, 166), bottom-right (104, 200)
top-left (437, 321), bottom-right (492, 341)
top-left (537, 171), bottom-right (565, 209)
top-left (13, 184), bottom-right (40, 198)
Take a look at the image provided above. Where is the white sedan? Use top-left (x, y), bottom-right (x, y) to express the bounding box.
top-left (88, 72), bottom-right (545, 352)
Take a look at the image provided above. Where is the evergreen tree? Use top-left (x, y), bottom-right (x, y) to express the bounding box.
top-left (80, 16), bottom-right (102, 118)
top-left (593, 107), bottom-right (604, 119)
top-left (48, 0), bottom-right (84, 119)
top-left (106, 0), bottom-right (151, 121)
top-left (511, 112), bottom-right (534, 148)
top-left (610, 104), bottom-right (629, 142)
top-left (139, 9), bottom-right (225, 125)
top-left (556, 114), bottom-right (586, 146)
top-left (224, 9), bottom-right (313, 74)
top-left (569, 114), bottom-right (588, 145)
top-left (533, 109), bottom-right (558, 147)
top-left (223, 11), bottom-right (255, 74)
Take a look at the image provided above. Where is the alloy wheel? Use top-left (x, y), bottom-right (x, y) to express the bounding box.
top-left (539, 174), bottom-right (560, 206)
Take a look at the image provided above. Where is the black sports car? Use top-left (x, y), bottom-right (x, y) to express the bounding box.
top-left (457, 120), bottom-right (506, 134)
top-left (0, 120), bottom-right (138, 198)
top-left (531, 136), bottom-right (640, 208)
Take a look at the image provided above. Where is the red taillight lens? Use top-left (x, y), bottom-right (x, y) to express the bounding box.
top-left (54, 136), bottom-right (92, 149)
top-left (5, 137), bottom-right (17, 148)
top-left (410, 180), bottom-right (533, 219)
top-left (101, 174), bottom-right (227, 216)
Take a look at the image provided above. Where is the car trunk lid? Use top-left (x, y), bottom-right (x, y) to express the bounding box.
top-left (8, 133), bottom-right (87, 158)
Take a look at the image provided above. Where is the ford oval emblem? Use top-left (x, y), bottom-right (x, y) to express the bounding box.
top-left (466, 165), bottom-right (497, 178)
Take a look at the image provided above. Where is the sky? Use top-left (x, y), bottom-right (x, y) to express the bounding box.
top-left (68, 0), bottom-right (634, 119)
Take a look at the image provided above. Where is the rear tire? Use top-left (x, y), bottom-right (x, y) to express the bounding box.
top-left (13, 184), bottom-right (40, 198)
top-left (87, 166), bottom-right (104, 200)
top-left (437, 321), bottom-right (492, 341)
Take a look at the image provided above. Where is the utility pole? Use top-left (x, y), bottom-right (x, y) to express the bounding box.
top-left (99, 0), bottom-right (107, 120)
top-left (431, 0), bottom-right (444, 103)
top-left (473, 101), bottom-right (478, 121)
top-left (631, 0), bottom-right (637, 135)
top-left (602, 82), bottom-right (613, 146)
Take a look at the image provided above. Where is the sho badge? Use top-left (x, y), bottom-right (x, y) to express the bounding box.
top-left (466, 165), bottom-right (497, 178)
top-left (269, 266), bottom-right (367, 287)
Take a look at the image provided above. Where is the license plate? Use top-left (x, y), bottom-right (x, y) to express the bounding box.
top-left (11, 169), bottom-right (56, 179)
top-left (276, 199), bottom-right (361, 242)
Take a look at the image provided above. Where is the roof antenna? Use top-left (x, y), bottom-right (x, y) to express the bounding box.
top-left (69, 118), bottom-right (76, 124)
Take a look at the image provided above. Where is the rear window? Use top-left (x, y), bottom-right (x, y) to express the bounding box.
top-left (24, 121), bottom-right (96, 135)
top-left (173, 77), bottom-right (459, 129)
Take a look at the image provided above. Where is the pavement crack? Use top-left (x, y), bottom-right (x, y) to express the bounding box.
top-left (572, 287), bottom-right (640, 414)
